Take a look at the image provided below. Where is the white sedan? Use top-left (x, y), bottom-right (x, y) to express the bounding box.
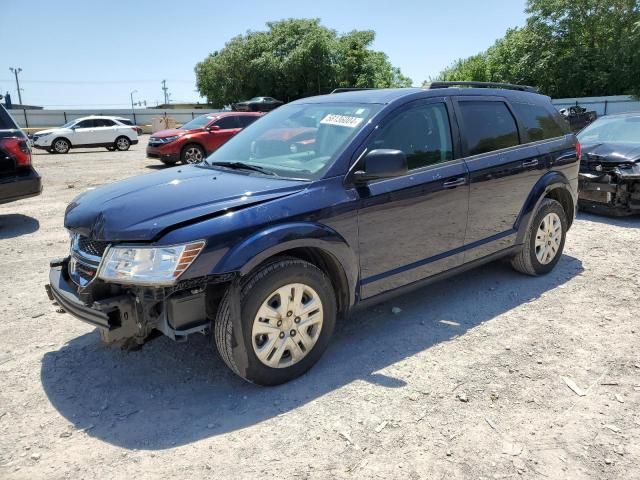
top-left (32, 116), bottom-right (139, 154)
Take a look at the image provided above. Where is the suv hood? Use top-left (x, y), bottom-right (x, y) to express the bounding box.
top-left (152, 128), bottom-right (198, 138)
top-left (581, 142), bottom-right (640, 164)
top-left (65, 166), bottom-right (307, 241)
top-left (34, 128), bottom-right (68, 136)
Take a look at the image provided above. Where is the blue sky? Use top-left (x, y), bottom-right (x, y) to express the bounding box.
top-left (1, 0), bottom-right (527, 109)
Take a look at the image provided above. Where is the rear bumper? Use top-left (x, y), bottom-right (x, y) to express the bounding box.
top-left (0, 167), bottom-right (42, 204)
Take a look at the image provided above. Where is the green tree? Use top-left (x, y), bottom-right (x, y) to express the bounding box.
top-left (195, 19), bottom-right (412, 107)
top-left (428, 0), bottom-right (640, 98)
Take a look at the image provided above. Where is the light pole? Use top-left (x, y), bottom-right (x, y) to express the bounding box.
top-left (130, 89), bottom-right (138, 123)
top-left (9, 67), bottom-right (23, 105)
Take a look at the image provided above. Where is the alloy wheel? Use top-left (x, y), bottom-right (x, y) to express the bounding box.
top-left (184, 146), bottom-right (203, 164)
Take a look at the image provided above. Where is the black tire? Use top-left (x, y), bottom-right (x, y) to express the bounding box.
top-left (161, 159), bottom-right (177, 166)
top-left (51, 138), bottom-right (70, 154)
top-left (180, 143), bottom-right (205, 164)
top-left (114, 136), bottom-right (131, 151)
top-left (511, 198), bottom-right (567, 276)
top-left (214, 258), bottom-right (337, 386)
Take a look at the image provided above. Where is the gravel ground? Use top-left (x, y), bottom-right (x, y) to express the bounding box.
top-left (0, 138), bottom-right (639, 479)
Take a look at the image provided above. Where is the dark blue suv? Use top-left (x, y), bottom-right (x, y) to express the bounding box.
top-left (46, 83), bottom-right (579, 385)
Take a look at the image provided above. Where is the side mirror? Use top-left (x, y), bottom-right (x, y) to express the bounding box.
top-left (352, 149), bottom-right (408, 185)
top-left (207, 125), bottom-right (221, 132)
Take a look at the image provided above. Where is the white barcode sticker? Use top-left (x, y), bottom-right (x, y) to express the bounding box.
top-left (320, 114), bottom-right (364, 128)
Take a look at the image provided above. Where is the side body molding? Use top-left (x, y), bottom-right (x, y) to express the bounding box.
top-left (212, 222), bottom-right (359, 307)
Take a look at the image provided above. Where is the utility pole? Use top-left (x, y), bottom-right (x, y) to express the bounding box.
top-left (9, 67), bottom-right (23, 105)
top-left (161, 79), bottom-right (168, 105)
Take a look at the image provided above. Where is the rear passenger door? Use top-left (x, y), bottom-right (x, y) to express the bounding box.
top-left (93, 118), bottom-right (117, 143)
top-left (453, 96), bottom-right (543, 262)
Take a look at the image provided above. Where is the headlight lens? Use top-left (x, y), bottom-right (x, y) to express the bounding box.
top-left (156, 135), bottom-right (181, 143)
top-left (98, 241), bottom-right (205, 285)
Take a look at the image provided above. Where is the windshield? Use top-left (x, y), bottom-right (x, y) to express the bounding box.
top-left (204, 102), bottom-right (382, 180)
top-left (180, 115), bottom-right (216, 130)
top-left (578, 116), bottom-right (640, 144)
top-left (61, 120), bottom-right (77, 128)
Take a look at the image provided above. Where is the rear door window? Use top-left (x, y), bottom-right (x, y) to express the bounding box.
top-left (237, 116), bottom-right (259, 128)
top-left (215, 116), bottom-right (240, 129)
top-left (458, 101), bottom-right (519, 156)
top-left (511, 103), bottom-right (565, 142)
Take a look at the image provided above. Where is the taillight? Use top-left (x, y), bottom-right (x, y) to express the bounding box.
top-left (0, 137), bottom-right (32, 167)
top-left (576, 141), bottom-right (581, 161)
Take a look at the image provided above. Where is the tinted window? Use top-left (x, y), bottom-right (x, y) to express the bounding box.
top-left (94, 119), bottom-right (116, 127)
top-left (237, 115), bottom-right (259, 128)
top-left (511, 103), bottom-right (564, 141)
top-left (75, 119), bottom-right (95, 128)
top-left (215, 116), bottom-right (239, 129)
top-left (117, 119), bottom-right (133, 126)
top-left (370, 102), bottom-right (453, 170)
top-left (459, 101), bottom-right (519, 155)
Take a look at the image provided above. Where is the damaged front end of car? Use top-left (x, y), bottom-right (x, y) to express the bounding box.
top-left (578, 148), bottom-right (640, 216)
top-left (45, 234), bottom-right (235, 348)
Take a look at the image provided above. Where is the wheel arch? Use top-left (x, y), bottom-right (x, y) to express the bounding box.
top-left (213, 222), bottom-right (358, 316)
top-left (51, 136), bottom-right (72, 149)
top-left (515, 171), bottom-right (576, 244)
top-left (181, 141), bottom-right (206, 157)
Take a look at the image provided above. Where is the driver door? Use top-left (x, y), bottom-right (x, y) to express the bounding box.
top-left (355, 99), bottom-right (470, 298)
top-left (71, 119), bottom-right (96, 145)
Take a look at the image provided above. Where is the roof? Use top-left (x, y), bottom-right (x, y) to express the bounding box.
top-left (293, 86), bottom-right (548, 105)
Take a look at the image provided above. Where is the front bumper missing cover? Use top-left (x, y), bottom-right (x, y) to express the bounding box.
top-left (579, 168), bottom-right (640, 215)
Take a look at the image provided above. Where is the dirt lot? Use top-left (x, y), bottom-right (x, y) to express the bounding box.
top-left (0, 138), bottom-right (639, 479)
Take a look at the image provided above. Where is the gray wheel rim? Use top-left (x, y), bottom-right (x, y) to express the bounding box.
top-left (535, 212), bottom-right (562, 264)
top-left (184, 147), bottom-right (203, 164)
top-left (251, 283), bottom-right (324, 369)
top-left (116, 138), bottom-right (129, 150)
top-left (54, 140), bottom-right (68, 153)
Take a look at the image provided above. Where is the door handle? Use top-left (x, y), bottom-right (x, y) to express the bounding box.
top-left (443, 177), bottom-right (466, 188)
top-left (522, 159), bottom-right (539, 168)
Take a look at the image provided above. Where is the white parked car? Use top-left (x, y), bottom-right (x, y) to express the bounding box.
top-left (32, 116), bottom-right (139, 154)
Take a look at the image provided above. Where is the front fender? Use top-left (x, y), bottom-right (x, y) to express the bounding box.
top-left (515, 171), bottom-right (576, 244)
top-left (212, 222), bottom-right (358, 305)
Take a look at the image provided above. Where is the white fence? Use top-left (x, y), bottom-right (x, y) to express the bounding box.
top-left (551, 95), bottom-right (640, 116)
top-left (9, 108), bottom-right (223, 130)
top-left (7, 95), bottom-right (640, 130)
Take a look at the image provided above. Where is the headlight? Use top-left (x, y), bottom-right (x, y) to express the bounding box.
top-left (157, 135), bottom-right (181, 143)
top-left (98, 241), bottom-right (205, 286)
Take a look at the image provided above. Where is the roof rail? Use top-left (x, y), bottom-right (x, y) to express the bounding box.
top-left (425, 81), bottom-right (538, 93)
top-left (330, 88), bottom-right (376, 94)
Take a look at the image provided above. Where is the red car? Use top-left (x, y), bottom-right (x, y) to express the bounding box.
top-left (146, 112), bottom-right (262, 165)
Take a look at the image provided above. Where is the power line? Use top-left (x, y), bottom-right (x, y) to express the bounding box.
top-left (0, 79), bottom-right (194, 85)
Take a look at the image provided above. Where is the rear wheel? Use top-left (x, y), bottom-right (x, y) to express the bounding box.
top-left (181, 144), bottom-right (205, 164)
top-left (115, 136), bottom-right (131, 151)
top-left (214, 258), bottom-right (336, 385)
top-left (511, 198), bottom-right (567, 275)
top-left (52, 138), bottom-right (70, 154)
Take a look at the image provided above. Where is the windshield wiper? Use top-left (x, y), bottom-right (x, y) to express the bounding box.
top-left (208, 161), bottom-right (277, 176)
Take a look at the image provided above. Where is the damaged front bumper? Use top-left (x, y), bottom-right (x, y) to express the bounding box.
top-left (578, 164), bottom-right (640, 215)
top-left (45, 257), bottom-right (233, 345)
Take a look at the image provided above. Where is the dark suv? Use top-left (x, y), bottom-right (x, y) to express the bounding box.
top-left (0, 105), bottom-right (42, 204)
top-left (46, 83), bottom-right (579, 385)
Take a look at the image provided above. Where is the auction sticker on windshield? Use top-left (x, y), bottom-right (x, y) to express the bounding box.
top-left (320, 114), bottom-right (364, 128)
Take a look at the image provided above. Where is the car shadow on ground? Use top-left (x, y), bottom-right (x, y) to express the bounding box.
top-left (577, 211), bottom-right (640, 228)
top-left (40, 255), bottom-right (583, 450)
top-left (0, 214), bottom-right (40, 239)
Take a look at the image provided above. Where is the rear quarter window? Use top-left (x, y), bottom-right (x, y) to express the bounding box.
top-left (458, 101), bottom-right (520, 156)
top-left (0, 106), bottom-right (18, 130)
top-left (511, 102), bottom-right (565, 142)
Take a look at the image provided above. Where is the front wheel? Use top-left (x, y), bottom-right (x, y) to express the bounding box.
top-left (511, 198), bottom-right (567, 275)
top-left (214, 258), bottom-right (336, 385)
top-left (114, 136), bottom-right (131, 151)
top-left (181, 144), bottom-right (205, 164)
top-left (52, 138), bottom-right (70, 154)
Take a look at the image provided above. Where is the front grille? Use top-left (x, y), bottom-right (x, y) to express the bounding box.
top-left (77, 236), bottom-right (109, 258)
top-left (70, 234), bottom-right (109, 287)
